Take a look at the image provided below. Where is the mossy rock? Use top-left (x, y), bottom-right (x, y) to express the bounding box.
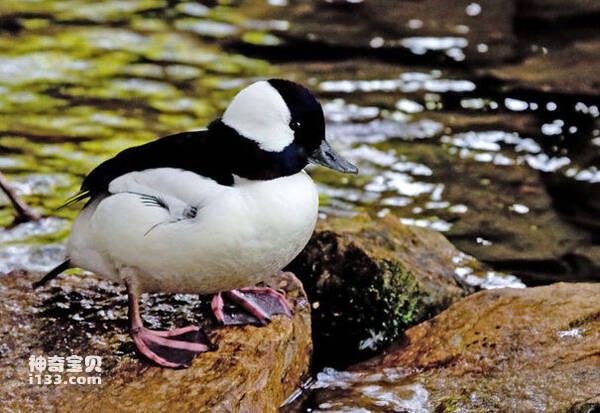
top-left (286, 213), bottom-right (495, 367)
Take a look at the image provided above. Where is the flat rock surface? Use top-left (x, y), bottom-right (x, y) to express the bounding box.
top-left (314, 282), bottom-right (600, 413)
top-left (0, 271), bottom-right (311, 413)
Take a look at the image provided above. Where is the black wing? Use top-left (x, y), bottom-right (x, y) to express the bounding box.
top-left (65, 130), bottom-right (233, 206)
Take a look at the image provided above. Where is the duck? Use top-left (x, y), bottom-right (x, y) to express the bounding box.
top-left (34, 79), bottom-right (358, 368)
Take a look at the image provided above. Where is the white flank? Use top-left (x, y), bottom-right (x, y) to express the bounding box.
top-left (67, 168), bottom-right (318, 294)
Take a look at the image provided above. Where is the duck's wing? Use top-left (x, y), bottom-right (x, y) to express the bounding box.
top-left (63, 130), bottom-right (233, 208)
top-left (107, 167), bottom-right (228, 221)
top-left (66, 167), bottom-right (229, 278)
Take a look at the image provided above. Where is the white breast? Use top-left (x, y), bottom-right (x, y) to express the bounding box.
top-left (67, 169), bottom-right (319, 294)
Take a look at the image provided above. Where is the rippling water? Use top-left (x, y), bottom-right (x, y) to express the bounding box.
top-left (0, 1), bottom-right (598, 286)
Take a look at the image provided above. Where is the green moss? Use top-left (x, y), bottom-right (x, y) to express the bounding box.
top-left (287, 230), bottom-right (431, 368)
top-left (434, 396), bottom-right (461, 413)
top-left (376, 260), bottom-right (427, 333)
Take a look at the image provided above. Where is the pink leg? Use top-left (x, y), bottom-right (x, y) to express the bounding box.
top-left (150, 325), bottom-right (202, 337)
top-left (127, 284), bottom-right (213, 368)
top-left (211, 292), bottom-right (226, 324)
top-left (211, 287), bottom-right (292, 326)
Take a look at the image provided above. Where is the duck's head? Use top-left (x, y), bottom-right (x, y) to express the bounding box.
top-left (211, 78), bottom-right (357, 180)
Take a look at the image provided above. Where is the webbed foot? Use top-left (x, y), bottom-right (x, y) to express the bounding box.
top-left (126, 278), bottom-right (214, 368)
top-left (131, 325), bottom-right (213, 368)
top-left (211, 287), bottom-right (292, 326)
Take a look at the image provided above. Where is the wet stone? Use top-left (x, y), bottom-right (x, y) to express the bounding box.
top-left (0, 271), bottom-right (312, 412)
top-left (314, 282), bottom-right (600, 413)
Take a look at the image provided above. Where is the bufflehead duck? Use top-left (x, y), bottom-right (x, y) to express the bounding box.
top-left (35, 79), bottom-right (357, 368)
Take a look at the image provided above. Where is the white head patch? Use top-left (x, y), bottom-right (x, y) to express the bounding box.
top-left (222, 80), bottom-right (294, 152)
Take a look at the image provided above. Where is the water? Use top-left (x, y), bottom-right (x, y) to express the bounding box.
top-left (0, 0), bottom-right (597, 285)
top-left (308, 368), bottom-right (431, 413)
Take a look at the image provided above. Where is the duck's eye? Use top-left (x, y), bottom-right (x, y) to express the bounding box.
top-left (290, 121), bottom-right (301, 130)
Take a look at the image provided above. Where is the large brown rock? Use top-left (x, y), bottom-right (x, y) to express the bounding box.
top-left (286, 214), bottom-right (521, 367)
top-left (314, 282), bottom-right (600, 412)
top-left (0, 271), bottom-right (311, 413)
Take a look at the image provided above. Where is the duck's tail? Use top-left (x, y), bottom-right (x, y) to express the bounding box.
top-left (33, 259), bottom-right (71, 289)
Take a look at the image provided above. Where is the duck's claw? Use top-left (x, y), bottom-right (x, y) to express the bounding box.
top-left (131, 325), bottom-right (214, 368)
top-left (212, 287), bottom-right (292, 326)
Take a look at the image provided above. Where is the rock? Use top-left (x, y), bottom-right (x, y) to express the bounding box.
top-left (0, 271), bottom-right (311, 412)
top-left (314, 282), bottom-right (600, 413)
top-left (285, 213), bottom-right (518, 368)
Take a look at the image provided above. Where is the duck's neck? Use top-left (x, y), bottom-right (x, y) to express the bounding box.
top-left (208, 119), bottom-right (307, 181)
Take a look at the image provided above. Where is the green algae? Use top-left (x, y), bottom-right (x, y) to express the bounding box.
top-left (286, 219), bottom-right (455, 368)
top-left (376, 260), bottom-right (426, 331)
top-left (0, 0), bottom-right (276, 242)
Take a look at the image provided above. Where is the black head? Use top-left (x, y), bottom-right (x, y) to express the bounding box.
top-left (212, 78), bottom-right (357, 180)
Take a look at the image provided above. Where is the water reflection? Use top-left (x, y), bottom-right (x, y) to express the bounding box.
top-left (0, 0), bottom-right (598, 289)
top-left (0, 218), bottom-right (68, 273)
top-left (399, 36), bottom-right (468, 61)
top-left (320, 72), bottom-right (476, 93)
top-left (311, 368), bottom-right (430, 413)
